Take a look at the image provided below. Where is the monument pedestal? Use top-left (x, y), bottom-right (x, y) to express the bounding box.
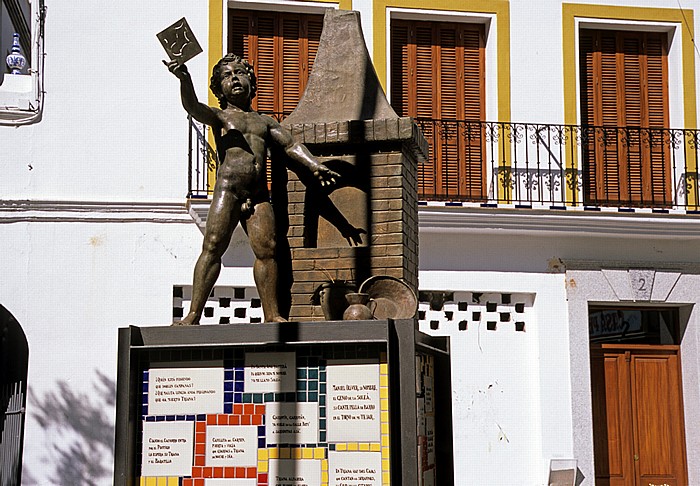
top-left (114, 320), bottom-right (452, 485)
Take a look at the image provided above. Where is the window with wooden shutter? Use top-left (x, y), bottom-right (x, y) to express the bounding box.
top-left (229, 10), bottom-right (323, 116)
top-left (580, 29), bottom-right (671, 206)
top-left (390, 20), bottom-right (486, 201)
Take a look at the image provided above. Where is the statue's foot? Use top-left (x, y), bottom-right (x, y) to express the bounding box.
top-left (172, 312), bottom-right (200, 326)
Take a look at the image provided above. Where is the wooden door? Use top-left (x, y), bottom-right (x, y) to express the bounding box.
top-left (591, 345), bottom-right (688, 485)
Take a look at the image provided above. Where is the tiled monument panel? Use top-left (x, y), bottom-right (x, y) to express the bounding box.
top-left (138, 344), bottom-right (390, 486)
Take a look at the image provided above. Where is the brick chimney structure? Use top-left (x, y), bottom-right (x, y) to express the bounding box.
top-left (278, 9), bottom-right (427, 321)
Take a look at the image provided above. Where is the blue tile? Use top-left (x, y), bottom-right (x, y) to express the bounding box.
top-left (320, 407), bottom-right (326, 418)
top-left (253, 394), bottom-right (263, 404)
top-left (329, 444), bottom-right (335, 451)
top-left (285, 392), bottom-right (296, 401)
top-left (308, 392), bottom-right (318, 401)
top-left (258, 438), bottom-right (266, 448)
top-left (297, 392), bottom-right (307, 402)
top-left (320, 432), bottom-right (326, 442)
top-left (176, 415), bottom-right (186, 421)
top-left (243, 394), bottom-right (252, 403)
top-left (308, 381), bottom-right (318, 391)
top-left (235, 382), bottom-right (244, 392)
top-left (235, 370), bottom-right (244, 381)
top-left (308, 369), bottom-right (318, 379)
top-left (297, 381), bottom-right (307, 391)
top-left (197, 414), bottom-right (206, 421)
top-left (225, 370), bottom-right (234, 381)
top-left (225, 392), bottom-right (234, 403)
top-left (319, 419), bottom-right (326, 430)
top-left (297, 369), bottom-right (307, 379)
top-left (258, 425), bottom-right (265, 436)
top-left (224, 403), bottom-right (232, 414)
top-left (186, 415), bottom-right (195, 421)
top-left (319, 396), bottom-right (326, 406)
top-left (146, 416), bottom-right (155, 422)
top-left (142, 383), bottom-right (149, 392)
top-left (320, 384), bottom-right (326, 394)
top-left (224, 382), bottom-right (234, 392)
top-left (264, 393), bottom-right (274, 402)
top-left (156, 416), bottom-right (165, 422)
top-left (234, 393), bottom-right (243, 403)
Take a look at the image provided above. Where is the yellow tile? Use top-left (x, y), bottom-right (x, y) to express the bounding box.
top-left (281, 448), bottom-right (291, 459)
top-left (322, 471), bottom-right (329, 483)
top-left (370, 443), bottom-right (381, 452)
top-left (139, 478), bottom-right (145, 486)
top-left (382, 446), bottom-right (390, 458)
top-left (258, 449), bottom-right (268, 460)
top-left (322, 459), bottom-right (328, 471)
top-left (291, 448), bottom-right (300, 459)
top-left (348, 442), bottom-right (359, 451)
top-left (381, 411), bottom-right (389, 422)
top-left (269, 448), bottom-right (279, 459)
top-left (381, 435), bottom-right (390, 447)
top-left (380, 387), bottom-right (389, 399)
top-left (167, 478), bottom-right (179, 486)
top-left (381, 423), bottom-right (389, 434)
top-left (314, 447), bottom-right (325, 459)
top-left (381, 398), bottom-right (389, 411)
top-left (258, 460), bottom-right (269, 473)
top-left (145, 478), bottom-right (157, 486)
top-left (379, 363), bottom-right (388, 375)
top-left (336, 443), bottom-right (347, 451)
top-left (303, 448), bottom-right (314, 459)
top-left (380, 375), bottom-right (388, 387)
top-left (360, 443), bottom-right (370, 451)
top-left (156, 478), bottom-right (166, 486)
top-left (382, 459), bottom-right (391, 472)
top-left (383, 471), bottom-right (391, 484)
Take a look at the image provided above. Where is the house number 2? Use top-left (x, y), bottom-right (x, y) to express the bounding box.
top-left (629, 270), bottom-right (654, 301)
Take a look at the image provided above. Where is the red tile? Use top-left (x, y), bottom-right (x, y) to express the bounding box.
top-left (214, 467), bottom-right (224, 478)
top-left (203, 467), bottom-right (213, 478)
top-left (196, 433), bottom-right (206, 444)
top-left (235, 467), bottom-right (245, 478)
top-left (241, 415), bottom-right (251, 425)
top-left (194, 480), bottom-right (205, 486)
top-left (246, 467), bottom-right (256, 478)
top-left (243, 404), bottom-right (255, 415)
top-left (183, 480), bottom-right (193, 486)
top-left (196, 422), bottom-right (206, 432)
top-left (194, 455), bottom-right (205, 466)
top-left (255, 404), bottom-right (265, 415)
top-left (195, 443), bottom-right (205, 455)
top-left (224, 467), bottom-right (235, 478)
top-left (234, 404), bottom-right (243, 415)
top-left (191, 466), bottom-right (203, 478)
top-left (252, 414), bottom-right (263, 425)
top-left (229, 415), bottom-right (240, 425)
top-left (206, 414), bottom-right (217, 425)
top-left (258, 473), bottom-right (268, 483)
top-left (217, 414), bottom-right (228, 425)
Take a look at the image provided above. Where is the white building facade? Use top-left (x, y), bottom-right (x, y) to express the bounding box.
top-left (1, 0), bottom-right (699, 484)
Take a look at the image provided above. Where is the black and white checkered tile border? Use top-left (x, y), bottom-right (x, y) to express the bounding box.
top-left (417, 291), bottom-right (533, 334)
top-left (173, 285), bottom-right (263, 324)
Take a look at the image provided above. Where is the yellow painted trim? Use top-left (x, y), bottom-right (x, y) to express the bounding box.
top-left (373, 0), bottom-right (512, 200)
top-left (373, 0), bottom-right (511, 123)
top-left (562, 4), bottom-right (698, 206)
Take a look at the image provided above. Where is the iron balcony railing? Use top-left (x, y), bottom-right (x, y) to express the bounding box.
top-left (188, 116), bottom-right (700, 210)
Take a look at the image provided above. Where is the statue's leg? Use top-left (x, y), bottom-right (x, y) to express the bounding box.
top-left (175, 188), bottom-right (240, 326)
top-left (245, 201), bottom-right (286, 323)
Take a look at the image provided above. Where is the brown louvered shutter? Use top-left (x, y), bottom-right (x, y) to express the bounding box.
top-left (580, 29), bottom-right (670, 206)
top-left (228, 10), bottom-right (323, 116)
top-left (391, 20), bottom-right (485, 201)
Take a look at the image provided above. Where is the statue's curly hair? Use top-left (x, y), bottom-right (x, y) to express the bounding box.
top-left (210, 54), bottom-right (257, 109)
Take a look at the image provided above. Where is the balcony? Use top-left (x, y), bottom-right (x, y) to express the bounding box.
top-left (188, 117), bottom-right (700, 213)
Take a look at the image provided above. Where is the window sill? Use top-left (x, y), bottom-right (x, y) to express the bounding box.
top-left (0, 74), bottom-right (37, 119)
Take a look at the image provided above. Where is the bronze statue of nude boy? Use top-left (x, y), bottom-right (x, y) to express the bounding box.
top-left (165, 54), bottom-right (338, 324)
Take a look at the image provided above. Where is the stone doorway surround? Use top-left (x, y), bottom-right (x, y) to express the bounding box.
top-left (564, 260), bottom-right (700, 485)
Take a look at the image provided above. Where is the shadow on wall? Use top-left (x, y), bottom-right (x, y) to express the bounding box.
top-left (26, 370), bottom-right (115, 485)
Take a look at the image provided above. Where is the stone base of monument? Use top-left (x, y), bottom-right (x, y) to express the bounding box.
top-left (114, 320), bottom-right (453, 486)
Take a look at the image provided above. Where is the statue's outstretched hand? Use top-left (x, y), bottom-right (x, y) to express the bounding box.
top-left (314, 165), bottom-right (340, 188)
top-left (163, 59), bottom-right (189, 80)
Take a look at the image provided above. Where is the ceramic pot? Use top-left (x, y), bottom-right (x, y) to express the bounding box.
top-left (342, 292), bottom-right (377, 320)
top-left (318, 282), bottom-right (355, 320)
